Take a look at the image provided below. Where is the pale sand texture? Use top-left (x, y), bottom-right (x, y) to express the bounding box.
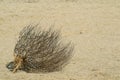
top-left (0, 0), bottom-right (120, 80)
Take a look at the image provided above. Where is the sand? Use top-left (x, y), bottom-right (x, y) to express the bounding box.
top-left (0, 0), bottom-right (120, 80)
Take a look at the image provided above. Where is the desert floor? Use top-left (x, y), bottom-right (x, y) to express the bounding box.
top-left (0, 0), bottom-right (120, 80)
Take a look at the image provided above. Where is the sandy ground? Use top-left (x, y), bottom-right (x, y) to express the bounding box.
top-left (0, 0), bottom-right (120, 80)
